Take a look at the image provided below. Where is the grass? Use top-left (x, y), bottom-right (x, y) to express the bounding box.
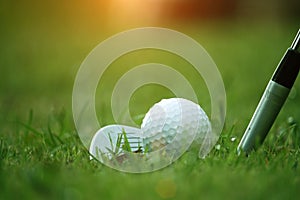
top-left (1, 4), bottom-right (300, 199)
top-left (1, 110), bottom-right (299, 199)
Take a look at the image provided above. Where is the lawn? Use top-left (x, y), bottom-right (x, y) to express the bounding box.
top-left (0, 2), bottom-right (300, 199)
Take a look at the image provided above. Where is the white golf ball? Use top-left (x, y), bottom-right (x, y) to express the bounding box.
top-left (141, 98), bottom-right (211, 152)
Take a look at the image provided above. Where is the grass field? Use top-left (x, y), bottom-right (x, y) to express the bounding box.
top-left (1, 2), bottom-right (300, 199)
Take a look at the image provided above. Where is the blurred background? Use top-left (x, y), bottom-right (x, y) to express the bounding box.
top-left (0, 0), bottom-right (299, 129)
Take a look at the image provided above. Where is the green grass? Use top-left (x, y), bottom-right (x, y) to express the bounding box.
top-left (1, 110), bottom-right (299, 199)
top-left (1, 4), bottom-right (300, 199)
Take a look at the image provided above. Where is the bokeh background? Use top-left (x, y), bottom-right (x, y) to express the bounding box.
top-left (0, 0), bottom-right (299, 199)
top-left (1, 0), bottom-right (299, 124)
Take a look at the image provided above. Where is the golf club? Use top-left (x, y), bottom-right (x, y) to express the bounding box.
top-left (237, 29), bottom-right (300, 154)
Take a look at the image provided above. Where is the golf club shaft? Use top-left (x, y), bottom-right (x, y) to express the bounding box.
top-left (237, 29), bottom-right (300, 154)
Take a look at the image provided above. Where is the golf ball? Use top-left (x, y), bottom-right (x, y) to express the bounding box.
top-left (141, 98), bottom-right (211, 152)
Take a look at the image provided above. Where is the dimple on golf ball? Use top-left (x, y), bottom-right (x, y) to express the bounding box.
top-left (141, 98), bottom-right (211, 152)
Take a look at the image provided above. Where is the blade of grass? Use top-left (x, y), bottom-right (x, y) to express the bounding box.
top-left (24, 109), bottom-right (34, 135)
top-left (18, 121), bottom-right (43, 136)
top-left (115, 132), bottom-right (123, 154)
top-left (122, 128), bottom-right (131, 152)
top-left (47, 123), bottom-right (58, 146)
